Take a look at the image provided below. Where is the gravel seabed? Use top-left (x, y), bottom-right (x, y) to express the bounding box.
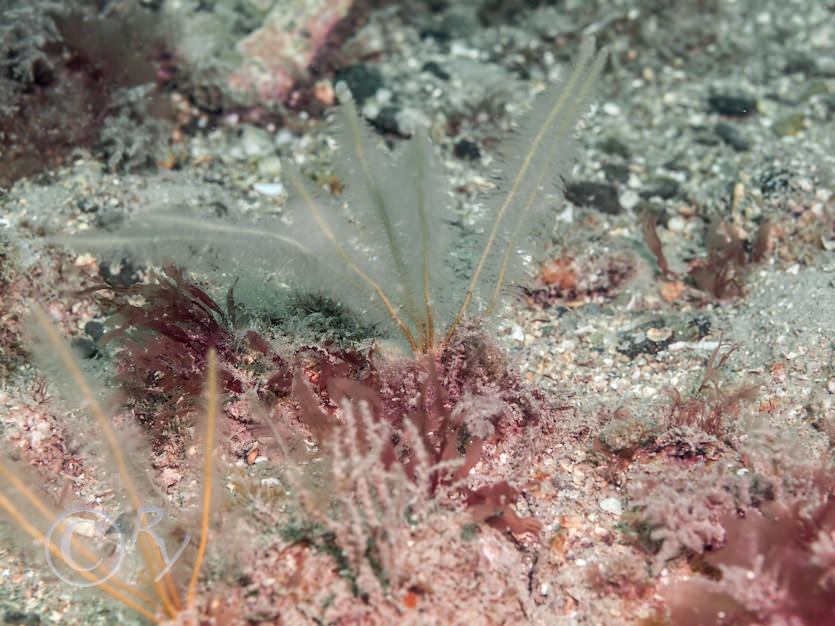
top-left (1, 0), bottom-right (834, 624)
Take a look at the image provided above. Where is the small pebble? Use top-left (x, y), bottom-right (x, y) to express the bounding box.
top-left (599, 497), bottom-right (622, 516)
top-left (252, 182), bottom-right (285, 196)
top-left (509, 325), bottom-right (525, 343)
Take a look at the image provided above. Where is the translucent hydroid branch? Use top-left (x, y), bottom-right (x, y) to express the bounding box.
top-left (54, 40), bottom-right (606, 354)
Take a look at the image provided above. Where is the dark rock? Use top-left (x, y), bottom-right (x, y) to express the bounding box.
top-left (477, 0), bottom-right (560, 26)
top-left (715, 122), bottom-right (750, 151)
top-left (369, 106), bottom-right (406, 137)
top-left (3, 609), bottom-right (41, 625)
top-left (599, 136), bottom-right (631, 159)
top-left (77, 198), bottom-right (100, 214)
top-left (602, 163), bottom-right (630, 184)
top-left (453, 139), bottom-right (480, 161)
top-left (564, 181), bottom-right (622, 214)
top-left (71, 337), bottom-right (98, 359)
top-left (425, 0), bottom-right (449, 12)
top-left (419, 29), bottom-right (451, 42)
top-left (333, 64), bottom-right (384, 104)
top-left (84, 320), bottom-right (104, 342)
top-left (422, 61), bottom-right (450, 80)
top-left (759, 168), bottom-right (793, 196)
top-left (100, 258), bottom-right (142, 288)
top-left (708, 94), bottom-right (757, 116)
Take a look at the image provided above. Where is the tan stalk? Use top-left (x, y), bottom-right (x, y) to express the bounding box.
top-left (413, 131), bottom-right (436, 351)
top-left (286, 167), bottom-right (420, 353)
top-left (0, 460), bottom-right (161, 610)
top-left (31, 305), bottom-right (180, 617)
top-left (444, 40), bottom-right (604, 348)
top-left (485, 45), bottom-right (608, 315)
top-left (188, 347), bottom-right (217, 608)
top-left (142, 214), bottom-right (313, 256)
top-left (342, 96), bottom-right (425, 342)
top-left (0, 483), bottom-right (162, 622)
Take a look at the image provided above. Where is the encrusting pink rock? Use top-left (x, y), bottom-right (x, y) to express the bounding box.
top-left (227, 0), bottom-right (354, 104)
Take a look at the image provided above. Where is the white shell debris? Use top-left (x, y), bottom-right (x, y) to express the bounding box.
top-left (252, 182), bottom-right (285, 196)
top-left (599, 497), bottom-right (623, 516)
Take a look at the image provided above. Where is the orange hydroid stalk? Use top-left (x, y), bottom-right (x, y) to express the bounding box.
top-left (188, 347), bottom-right (217, 609)
top-left (30, 305), bottom-right (181, 618)
top-left (0, 473), bottom-right (162, 622)
top-left (0, 459), bottom-right (161, 613)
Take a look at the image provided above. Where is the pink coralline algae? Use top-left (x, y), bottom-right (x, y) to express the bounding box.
top-left (228, 0), bottom-right (354, 104)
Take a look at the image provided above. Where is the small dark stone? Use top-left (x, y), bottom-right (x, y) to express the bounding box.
top-left (369, 106), bottom-right (407, 137)
top-left (478, 0), bottom-right (557, 26)
top-left (759, 168), bottom-right (793, 196)
top-left (640, 176), bottom-right (680, 200)
top-left (616, 332), bottom-right (674, 359)
top-left (689, 315), bottom-right (711, 339)
top-left (714, 122), bottom-right (750, 151)
top-left (708, 94), bottom-right (757, 116)
top-left (100, 258), bottom-right (142, 288)
top-left (333, 65), bottom-right (384, 104)
top-left (453, 139), bottom-right (480, 161)
top-left (616, 339), bottom-right (645, 360)
top-left (477, 0), bottom-right (517, 26)
top-left (71, 337), bottom-right (98, 359)
top-left (419, 29), bottom-right (451, 42)
top-left (564, 181), bottom-right (622, 215)
top-left (84, 320), bottom-right (104, 342)
top-left (602, 163), bottom-right (630, 184)
top-left (598, 136), bottom-right (631, 159)
top-left (422, 61), bottom-right (450, 80)
top-left (77, 198), bottom-right (100, 214)
top-left (3, 609), bottom-right (41, 625)
top-left (211, 201), bottom-right (229, 217)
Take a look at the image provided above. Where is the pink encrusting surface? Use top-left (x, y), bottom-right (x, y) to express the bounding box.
top-left (228, 0), bottom-right (354, 102)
